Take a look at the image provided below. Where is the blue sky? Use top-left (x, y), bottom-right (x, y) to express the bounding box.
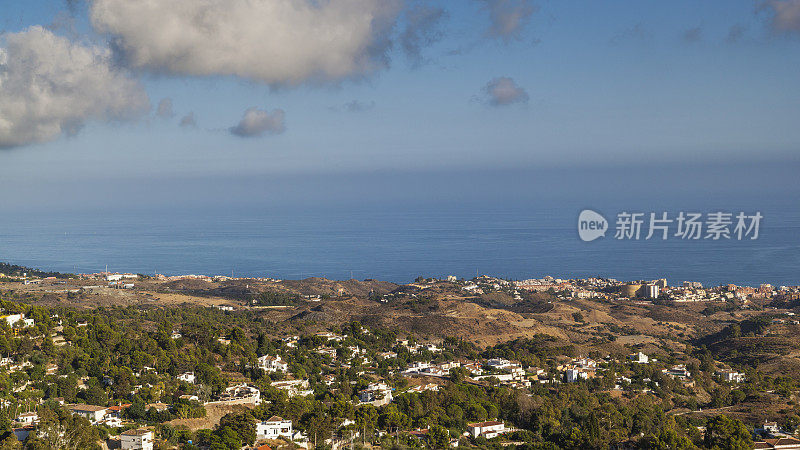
top-left (0, 0), bottom-right (799, 198)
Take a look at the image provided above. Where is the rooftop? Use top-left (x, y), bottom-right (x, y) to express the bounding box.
top-left (121, 428), bottom-right (152, 437)
top-left (468, 421), bottom-right (503, 428)
top-left (69, 404), bottom-right (107, 412)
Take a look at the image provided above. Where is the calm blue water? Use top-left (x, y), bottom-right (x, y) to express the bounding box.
top-left (0, 166), bottom-right (798, 286)
top-left (0, 203), bottom-right (797, 287)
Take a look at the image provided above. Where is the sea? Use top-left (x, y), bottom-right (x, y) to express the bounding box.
top-left (0, 164), bottom-right (798, 287)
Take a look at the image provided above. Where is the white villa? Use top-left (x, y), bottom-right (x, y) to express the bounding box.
top-left (256, 416), bottom-right (293, 440)
top-left (271, 379), bottom-right (313, 397)
top-left (1, 314), bottom-right (34, 328)
top-left (718, 370), bottom-right (746, 383)
top-left (467, 421), bottom-right (509, 439)
top-left (358, 382), bottom-right (393, 407)
top-left (177, 372), bottom-right (196, 384)
top-left (259, 354), bottom-right (289, 373)
top-left (121, 428), bottom-right (153, 450)
top-left (219, 384), bottom-right (261, 405)
top-left (69, 404), bottom-right (108, 424)
top-left (15, 412), bottom-right (38, 425)
top-left (628, 352), bottom-right (649, 364)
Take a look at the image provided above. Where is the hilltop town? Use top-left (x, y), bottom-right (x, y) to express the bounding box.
top-left (2, 264), bottom-right (800, 449)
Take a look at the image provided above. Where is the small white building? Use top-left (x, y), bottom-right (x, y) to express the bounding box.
top-left (718, 370), bottom-right (746, 383)
top-left (258, 355), bottom-right (289, 373)
top-left (121, 428), bottom-right (153, 450)
top-left (486, 358), bottom-right (514, 370)
top-left (467, 421), bottom-right (507, 439)
top-left (219, 384), bottom-right (261, 405)
top-left (2, 314), bottom-right (34, 328)
top-left (663, 365), bottom-right (691, 380)
top-left (403, 361), bottom-right (431, 374)
top-left (15, 412), bottom-right (38, 425)
top-left (566, 368), bottom-right (587, 383)
top-left (424, 343), bottom-right (441, 352)
top-left (271, 379), bottom-right (313, 397)
top-left (628, 352), bottom-right (649, 364)
top-left (358, 382), bottom-right (393, 407)
top-left (256, 416), bottom-right (293, 440)
top-left (69, 404), bottom-right (107, 424)
top-left (104, 416), bottom-right (123, 427)
top-left (315, 332), bottom-right (343, 342)
top-left (177, 372), bottom-right (196, 384)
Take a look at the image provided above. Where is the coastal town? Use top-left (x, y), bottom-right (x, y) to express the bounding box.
top-left (1, 263), bottom-right (800, 449)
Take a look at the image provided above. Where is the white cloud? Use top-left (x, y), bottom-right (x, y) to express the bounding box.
top-left (478, 0), bottom-right (537, 41)
top-left (230, 108), bottom-right (286, 137)
top-left (766, 0), bottom-right (800, 33)
top-left (156, 98), bottom-right (174, 119)
top-left (482, 77), bottom-right (528, 106)
top-left (89, 0), bottom-right (402, 86)
top-left (0, 26), bottom-right (149, 149)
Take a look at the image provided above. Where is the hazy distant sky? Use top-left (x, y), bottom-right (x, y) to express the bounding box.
top-left (1, 0), bottom-right (800, 192)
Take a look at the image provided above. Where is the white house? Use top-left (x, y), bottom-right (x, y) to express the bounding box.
top-left (487, 358), bottom-right (515, 370)
top-left (663, 365), bottom-right (691, 380)
top-left (358, 382), bottom-right (393, 407)
top-left (467, 421), bottom-right (507, 439)
top-left (121, 428), bottom-right (153, 450)
top-left (718, 370), bottom-right (746, 383)
top-left (315, 332), bottom-right (343, 342)
top-left (15, 412), bottom-right (38, 425)
top-left (219, 384), bottom-right (261, 405)
top-left (69, 404), bottom-right (107, 424)
top-left (403, 361), bottom-right (431, 374)
top-left (566, 368), bottom-right (587, 383)
top-left (424, 343), bottom-right (441, 352)
top-left (258, 355), bottom-right (289, 373)
top-left (271, 379), bottom-right (313, 397)
top-left (485, 359), bottom-right (526, 380)
top-left (104, 416), bottom-right (123, 427)
top-left (628, 352), bottom-right (649, 364)
top-left (1, 314), bottom-right (34, 328)
top-left (177, 372), bottom-right (196, 384)
top-left (256, 416), bottom-right (293, 440)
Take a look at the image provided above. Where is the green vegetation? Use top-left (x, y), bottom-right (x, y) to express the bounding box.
top-left (0, 286), bottom-right (797, 449)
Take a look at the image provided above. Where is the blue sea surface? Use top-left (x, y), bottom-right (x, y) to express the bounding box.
top-left (0, 165), bottom-right (798, 286)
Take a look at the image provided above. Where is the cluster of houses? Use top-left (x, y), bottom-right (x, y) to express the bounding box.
top-left (217, 384), bottom-right (262, 405)
top-left (753, 422), bottom-right (800, 449)
top-left (0, 314), bottom-right (766, 450)
top-left (11, 404), bottom-right (151, 450)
